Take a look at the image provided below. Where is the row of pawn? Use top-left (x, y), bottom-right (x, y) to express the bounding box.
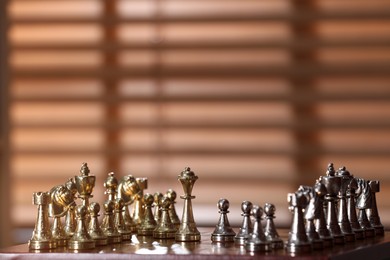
top-left (28, 163), bottom-right (183, 251)
top-left (211, 199), bottom-right (284, 252)
top-left (286, 163), bottom-right (384, 253)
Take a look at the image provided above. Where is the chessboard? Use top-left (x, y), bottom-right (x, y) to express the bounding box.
top-left (1, 228), bottom-right (390, 260)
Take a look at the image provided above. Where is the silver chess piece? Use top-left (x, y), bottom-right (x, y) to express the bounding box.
top-left (138, 193), bottom-right (157, 236)
top-left (88, 202), bottom-right (107, 246)
top-left (166, 189), bottom-right (181, 228)
top-left (299, 185), bottom-right (323, 250)
top-left (336, 167), bottom-right (356, 242)
top-left (28, 192), bottom-right (57, 250)
top-left (286, 191), bottom-right (311, 254)
top-left (356, 178), bottom-right (375, 237)
top-left (264, 203), bottom-right (284, 249)
top-left (211, 198), bottom-right (236, 242)
top-left (234, 200), bottom-right (253, 245)
top-left (314, 179), bottom-right (333, 247)
top-left (68, 205), bottom-right (95, 250)
top-left (368, 180), bottom-right (384, 236)
top-left (245, 205), bottom-right (270, 252)
top-left (320, 163), bottom-right (345, 244)
top-left (175, 167), bottom-right (201, 242)
top-left (347, 177), bottom-right (365, 239)
top-left (154, 195), bottom-right (177, 239)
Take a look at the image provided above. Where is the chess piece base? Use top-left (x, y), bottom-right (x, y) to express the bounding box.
top-left (92, 237), bottom-right (108, 246)
top-left (285, 242), bottom-right (312, 253)
top-left (138, 229), bottom-right (154, 236)
top-left (107, 234), bottom-right (122, 244)
top-left (119, 232), bottom-right (132, 241)
top-left (245, 241), bottom-right (271, 252)
top-left (364, 228), bottom-right (376, 238)
top-left (353, 229), bottom-right (365, 240)
top-left (154, 231), bottom-right (176, 239)
top-left (211, 234), bottom-right (235, 243)
top-left (269, 239), bottom-right (284, 250)
top-left (333, 234), bottom-right (345, 245)
top-left (311, 239), bottom-right (324, 250)
top-left (55, 238), bottom-right (68, 247)
top-left (320, 236), bottom-right (333, 248)
top-left (28, 240), bottom-right (57, 250)
top-left (68, 240), bottom-right (95, 250)
top-left (343, 232), bottom-right (356, 243)
top-left (234, 236), bottom-right (248, 245)
top-left (175, 232), bottom-right (201, 242)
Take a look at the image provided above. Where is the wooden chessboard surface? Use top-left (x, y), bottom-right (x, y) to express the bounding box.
top-left (1, 228), bottom-right (389, 260)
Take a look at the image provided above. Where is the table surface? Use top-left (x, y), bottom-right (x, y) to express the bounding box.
top-left (1, 228), bottom-right (389, 260)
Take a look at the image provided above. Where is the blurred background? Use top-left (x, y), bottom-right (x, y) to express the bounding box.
top-left (1, 0), bottom-right (390, 247)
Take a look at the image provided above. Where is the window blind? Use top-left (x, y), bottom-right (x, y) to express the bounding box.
top-left (5, 0), bottom-right (390, 245)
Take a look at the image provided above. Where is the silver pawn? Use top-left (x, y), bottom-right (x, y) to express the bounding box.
top-left (368, 180), bottom-right (384, 236)
top-left (245, 206), bottom-right (270, 252)
top-left (264, 203), bottom-right (284, 249)
top-left (211, 198), bottom-right (236, 242)
top-left (356, 178), bottom-right (375, 237)
top-left (314, 179), bottom-right (333, 247)
top-left (234, 201), bottom-right (253, 245)
top-left (347, 178), bottom-right (365, 239)
top-left (286, 192), bottom-right (311, 253)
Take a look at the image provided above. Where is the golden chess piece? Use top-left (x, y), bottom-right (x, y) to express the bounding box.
top-left (49, 184), bottom-right (75, 247)
top-left (114, 198), bottom-right (132, 241)
top-left (88, 202), bottom-right (108, 246)
top-left (138, 193), bottom-right (157, 236)
top-left (117, 175), bottom-right (140, 233)
top-left (132, 177), bottom-right (148, 227)
top-left (154, 192), bottom-right (163, 225)
top-left (64, 178), bottom-right (77, 238)
top-left (166, 189), bottom-right (181, 229)
top-left (75, 162), bottom-right (96, 225)
top-left (100, 200), bottom-right (122, 244)
top-left (68, 205), bottom-right (95, 250)
top-left (153, 196), bottom-right (177, 239)
top-left (29, 192), bottom-right (57, 250)
top-left (175, 167), bottom-right (201, 242)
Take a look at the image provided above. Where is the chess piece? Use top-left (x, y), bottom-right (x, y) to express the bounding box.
top-left (114, 198), bottom-right (132, 241)
top-left (234, 201), bottom-right (253, 245)
top-left (75, 163), bottom-right (96, 225)
top-left (64, 178), bottom-right (77, 238)
top-left (299, 185), bottom-right (323, 250)
top-left (117, 175), bottom-right (140, 233)
top-left (211, 198), bottom-right (236, 242)
top-left (245, 205), bottom-right (271, 252)
top-left (138, 193), bottom-right (157, 236)
top-left (336, 167), bottom-right (356, 242)
top-left (175, 167), bottom-right (201, 242)
top-left (28, 192), bottom-right (57, 250)
top-left (100, 200), bottom-right (121, 244)
top-left (368, 180), bottom-right (384, 236)
top-left (347, 177), bottom-right (365, 239)
top-left (320, 163), bottom-right (345, 244)
top-left (314, 179), bottom-right (333, 247)
top-left (154, 192), bottom-right (163, 224)
top-left (88, 202), bottom-right (107, 246)
top-left (286, 191), bottom-right (311, 253)
top-left (49, 184), bottom-right (76, 247)
top-left (153, 195), bottom-right (177, 239)
top-left (68, 205), bottom-right (95, 250)
top-left (104, 172), bottom-right (117, 202)
top-left (132, 177), bottom-right (147, 227)
top-left (264, 203), bottom-right (284, 249)
top-left (356, 178), bottom-right (375, 237)
top-left (166, 189), bottom-right (181, 228)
